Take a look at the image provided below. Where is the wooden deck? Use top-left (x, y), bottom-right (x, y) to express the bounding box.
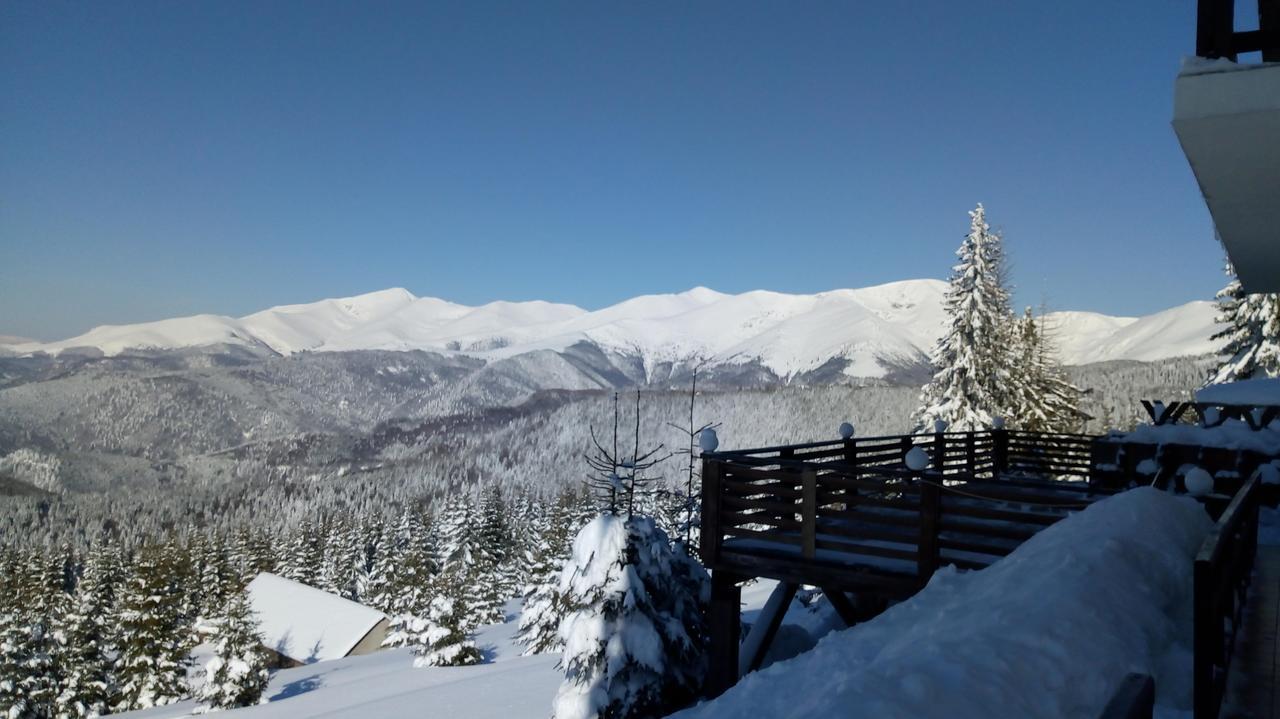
top-left (698, 428), bottom-right (1114, 696)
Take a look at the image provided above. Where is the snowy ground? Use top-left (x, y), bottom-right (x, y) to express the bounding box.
top-left (123, 489), bottom-right (1230, 719)
top-left (121, 587), bottom-right (828, 719)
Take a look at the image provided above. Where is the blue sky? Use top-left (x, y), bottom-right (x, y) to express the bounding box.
top-left (1, 1), bottom-right (1226, 340)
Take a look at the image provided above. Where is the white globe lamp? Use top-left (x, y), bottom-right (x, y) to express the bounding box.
top-left (839, 422), bottom-right (855, 440)
top-left (699, 428), bottom-right (719, 453)
top-left (1184, 467), bottom-right (1214, 497)
top-left (905, 447), bottom-right (931, 472)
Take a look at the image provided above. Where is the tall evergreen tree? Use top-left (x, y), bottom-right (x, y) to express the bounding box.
top-left (197, 592), bottom-right (271, 711)
top-left (1007, 307), bottom-right (1084, 433)
top-left (114, 548), bottom-right (191, 711)
top-left (917, 203), bottom-right (1014, 432)
top-left (410, 579), bottom-right (483, 668)
top-left (516, 495), bottom-right (578, 655)
top-left (1209, 260), bottom-right (1280, 385)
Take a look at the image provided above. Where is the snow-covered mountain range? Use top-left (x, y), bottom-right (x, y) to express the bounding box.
top-left (3, 280), bottom-right (1222, 378)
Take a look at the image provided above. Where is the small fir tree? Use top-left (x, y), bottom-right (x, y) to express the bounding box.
top-left (197, 592), bottom-right (271, 711)
top-left (411, 582), bottom-right (483, 668)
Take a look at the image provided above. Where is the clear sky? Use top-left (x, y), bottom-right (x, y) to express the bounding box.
top-left (1, 1), bottom-right (1227, 341)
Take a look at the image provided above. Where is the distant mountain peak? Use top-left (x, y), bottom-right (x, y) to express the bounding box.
top-left (8, 281), bottom-right (1223, 375)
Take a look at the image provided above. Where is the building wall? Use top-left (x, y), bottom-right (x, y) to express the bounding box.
top-left (347, 617), bottom-right (391, 657)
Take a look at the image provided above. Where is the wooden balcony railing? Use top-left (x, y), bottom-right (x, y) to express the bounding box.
top-left (1194, 473), bottom-right (1262, 719)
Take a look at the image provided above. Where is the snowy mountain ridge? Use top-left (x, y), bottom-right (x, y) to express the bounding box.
top-left (4, 280), bottom-right (1222, 378)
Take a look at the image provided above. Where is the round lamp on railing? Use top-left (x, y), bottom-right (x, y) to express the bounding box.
top-left (699, 428), bottom-right (719, 453)
top-left (992, 416), bottom-right (1005, 430)
top-left (933, 420), bottom-right (948, 434)
top-left (839, 422), bottom-right (854, 440)
top-left (905, 446), bottom-right (931, 472)
top-left (1184, 467), bottom-right (1214, 497)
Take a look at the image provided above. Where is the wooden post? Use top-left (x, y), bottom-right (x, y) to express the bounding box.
top-left (700, 459), bottom-right (723, 564)
top-left (1197, 0), bottom-right (1238, 61)
top-left (933, 430), bottom-right (946, 473)
top-left (801, 470), bottom-right (817, 560)
top-left (918, 472), bottom-right (940, 583)
top-left (992, 426), bottom-right (1009, 478)
top-left (965, 431), bottom-right (976, 478)
top-left (706, 571), bottom-right (742, 698)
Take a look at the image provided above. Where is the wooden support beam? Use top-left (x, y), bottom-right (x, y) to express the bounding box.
top-left (706, 571), bottom-right (743, 699)
top-left (739, 582), bottom-right (799, 676)
top-left (822, 586), bottom-right (863, 627)
top-left (701, 459), bottom-right (723, 563)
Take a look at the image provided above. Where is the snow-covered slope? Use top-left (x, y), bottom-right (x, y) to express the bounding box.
top-left (10, 281), bottom-right (1222, 377)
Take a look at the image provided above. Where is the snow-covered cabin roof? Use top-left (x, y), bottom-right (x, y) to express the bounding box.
top-left (245, 572), bottom-right (388, 664)
top-left (1196, 378), bottom-right (1280, 407)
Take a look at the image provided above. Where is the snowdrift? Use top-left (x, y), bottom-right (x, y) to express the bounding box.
top-left (674, 487), bottom-right (1212, 719)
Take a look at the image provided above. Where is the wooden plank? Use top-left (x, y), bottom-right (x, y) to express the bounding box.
top-left (723, 527), bottom-right (805, 545)
top-left (812, 536), bottom-right (919, 562)
top-left (721, 511), bottom-right (802, 531)
top-left (939, 499), bottom-right (1063, 526)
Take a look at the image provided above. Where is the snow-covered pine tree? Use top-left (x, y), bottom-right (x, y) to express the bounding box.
top-left (197, 590), bottom-right (271, 711)
top-left (277, 520), bottom-right (323, 587)
top-left (516, 494), bottom-right (578, 655)
top-left (469, 486), bottom-right (514, 626)
top-left (1209, 260), bottom-right (1280, 384)
top-left (0, 612), bottom-right (50, 719)
top-left (54, 581), bottom-right (118, 718)
top-left (410, 579), bottom-right (482, 668)
top-left (552, 513), bottom-right (709, 719)
top-left (917, 203), bottom-right (1015, 432)
top-left (114, 548), bottom-right (192, 711)
top-left (379, 511), bottom-right (441, 649)
top-left (317, 519), bottom-right (364, 601)
top-left (553, 391), bottom-right (709, 719)
top-left (1006, 307), bottom-right (1083, 433)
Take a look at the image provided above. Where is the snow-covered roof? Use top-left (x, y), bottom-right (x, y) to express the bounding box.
top-left (1196, 378), bottom-right (1280, 407)
top-left (246, 572), bottom-right (388, 664)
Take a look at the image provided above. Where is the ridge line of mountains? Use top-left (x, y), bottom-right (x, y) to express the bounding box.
top-left (2, 279), bottom-right (1221, 379)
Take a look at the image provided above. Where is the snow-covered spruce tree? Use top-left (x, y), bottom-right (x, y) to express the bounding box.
top-left (197, 591), bottom-right (271, 711)
top-left (410, 579), bottom-right (482, 668)
top-left (553, 391), bottom-right (709, 719)
top-left (114, 548), bottom-right (192, 711)
top-left (54, 575), bottom-right (119, 718)
top-left (917, 203), bottom-right (1014, 432)
top-left (516, 494), bottom-right (579, 655)
top-left (379, 513), bottom-right (441, 649)
top-left (0, 612), bottom-right (48, 719)
top-left (1209, 259), bottom-right (1280, 385)
top-left (1007, 307), bottom-right (1083, 433)
top-left (469, 486), bottom-right (514, 626)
